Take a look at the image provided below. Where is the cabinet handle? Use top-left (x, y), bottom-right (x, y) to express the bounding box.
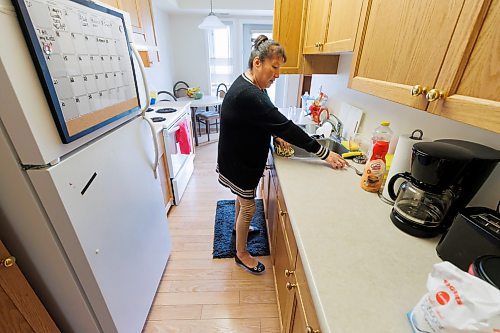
top-left (284, 269), bottom-right (295, 277)
top-left (411, 85), bottom-right (428, 96)
top-left (1, 256), bottom-right (16, 268)
top-left (317, 42), bottom-right (323, 47)
top-left (306, 326), bottom-right (321, 333)
top-left (425, 89), bottom-right (446, 102)
top-left (286, 282), bottom-right (297, 290)
top-left (279, 210), bottom-right (287, 216)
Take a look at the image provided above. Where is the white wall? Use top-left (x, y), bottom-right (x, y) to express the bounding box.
top-left (310, 54), bottom-right (499, 209)
top-left (167, 13), bottom-right (273, 94)
top-left (168, 14), bottom-right (212, 93)
top-left (142, 7), bottom-right (175, 93)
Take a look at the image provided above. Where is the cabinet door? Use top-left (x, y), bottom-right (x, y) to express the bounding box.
top-left (303, 0), bottom-right (331, 54)
top-left (267, 169), bottom-right (278, 261)
top-left (0, 240), bottom-right (60, 332)
top-left (295, 254), bottom-right (322, 332)
top-left (289, 291), bottom-right (307, 333)
top-left (323, 0), bottom-right (363, 52)
top-left (156, 132), bottom-right (173, 209)
top-left (137, 0), bottom-right (158, 48)
top-left (274, 211), bottom-right (292, 330)
top-left (119, 0), bottom-right (142, 32)
top-left (349, 0), bottom-right (466, 110)
top-left (273, 0), bottom-right (307, 74)
top-left (99, 0), bottom-right (120, 8)
top-left (427, 0), bottom-right (499, 133)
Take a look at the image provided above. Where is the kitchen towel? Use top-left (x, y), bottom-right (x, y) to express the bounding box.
top-left (213, 199), bottom-right (269, 259)
top-left (176, 119), bottom-right (191, 154)
top-left (382, 130), bottom-right (431, 201)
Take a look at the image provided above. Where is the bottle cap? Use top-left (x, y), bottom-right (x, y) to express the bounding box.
top-left (380, 121), bottom-right (390, 126)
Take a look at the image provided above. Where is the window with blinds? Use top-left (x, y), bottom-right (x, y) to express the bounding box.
top-left (207, 22), bottom-right (233, 96)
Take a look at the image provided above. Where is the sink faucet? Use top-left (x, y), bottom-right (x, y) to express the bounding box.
top-left (321, 113), bottom-right (343, 140)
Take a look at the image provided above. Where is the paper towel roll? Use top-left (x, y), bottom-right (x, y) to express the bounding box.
top-left (382, 130), bottom-right (430, 201)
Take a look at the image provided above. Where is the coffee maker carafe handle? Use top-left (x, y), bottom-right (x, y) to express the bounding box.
top-left (388, 172), bottom-right (413, 200)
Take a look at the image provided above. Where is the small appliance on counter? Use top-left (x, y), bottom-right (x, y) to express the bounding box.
top-left (436, 207), bottom-right (500, 271)
top-left (388, 142), bottom-right (473, 237)
top-left (434, 139), bottom-right (500, 229)
top-left (468, 255), bottom-right (500, 289)
top-left (388, 139), bottom-right (500, 238)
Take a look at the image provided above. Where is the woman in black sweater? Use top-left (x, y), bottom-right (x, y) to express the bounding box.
top-left (217, 35), bottom-right (346, 274)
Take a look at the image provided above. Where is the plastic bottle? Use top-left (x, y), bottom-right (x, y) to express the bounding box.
top-left (360, 121), bottom-right (393, 192)
top-left (301, 92), bottom-right (309, 109)
top-left (149, 90), bottom-right (157, 105)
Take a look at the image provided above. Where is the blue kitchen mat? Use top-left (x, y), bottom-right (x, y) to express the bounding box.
top-left (212, 199), bottom-right (270, 258)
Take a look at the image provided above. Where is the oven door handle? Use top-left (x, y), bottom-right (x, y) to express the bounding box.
top-left (167, 125), bottom-right (180, 135)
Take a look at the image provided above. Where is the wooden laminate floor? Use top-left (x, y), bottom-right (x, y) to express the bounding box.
top-left (142, 142), bottom-right (280, 333)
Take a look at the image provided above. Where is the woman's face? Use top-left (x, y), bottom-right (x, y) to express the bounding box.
top-left (252, 55), bottom-right (283, 89)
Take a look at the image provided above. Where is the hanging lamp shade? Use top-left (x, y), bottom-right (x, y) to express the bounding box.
top-left (198, 0), bottom-right (225, 30)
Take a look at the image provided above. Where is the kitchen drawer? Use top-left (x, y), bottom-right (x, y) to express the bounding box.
top-left (277, 192), bottom-right (298, 269)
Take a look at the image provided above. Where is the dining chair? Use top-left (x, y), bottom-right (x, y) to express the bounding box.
top-left (215, 83), bottom-right (228, 113)
top-left (216, 83), bottom-right (228, 98)
top-left (196, 109), bottom-right (219, 142)
top-left (157, 91), bottom-right (177, 102)
top-left (173, 81), bottom-right (190, 98)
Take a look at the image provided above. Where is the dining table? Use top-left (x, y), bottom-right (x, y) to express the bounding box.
top-left (179, 95), bottom-right (223, 146)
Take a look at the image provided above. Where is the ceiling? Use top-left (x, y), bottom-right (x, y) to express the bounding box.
top-left (153, 0), bottom-right (274, 17)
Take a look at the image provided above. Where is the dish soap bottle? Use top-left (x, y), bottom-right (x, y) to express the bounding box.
top-left (360, 121), bottom-right (393, 192)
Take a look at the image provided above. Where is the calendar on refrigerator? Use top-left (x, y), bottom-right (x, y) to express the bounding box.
top-left (13, 0), bottom-right (140, 143)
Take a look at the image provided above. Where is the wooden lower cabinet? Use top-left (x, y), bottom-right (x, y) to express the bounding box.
top-left (0, 240), bottom-right (60, 333)
top-left (262, 151), bottom-right (321, 332)
top-left (156, 131), bottom-right (173, 211)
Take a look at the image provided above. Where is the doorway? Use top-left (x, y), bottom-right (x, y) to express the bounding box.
top-left (241, 24), bottom-right (277, 102)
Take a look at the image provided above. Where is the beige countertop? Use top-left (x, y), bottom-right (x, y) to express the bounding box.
top-left (273, 154), bottom-right (441, 333)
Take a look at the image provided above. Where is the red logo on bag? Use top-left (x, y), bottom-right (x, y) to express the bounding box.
top-left (436, 291), bottom-right (450, 305)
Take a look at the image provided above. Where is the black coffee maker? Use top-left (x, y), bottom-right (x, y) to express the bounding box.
top-left (434, 139), bottom-right (500, 229)
top-left (388, 140), bottom-right (500, 238)
top-left (388, 142), bottom-right (473, 237)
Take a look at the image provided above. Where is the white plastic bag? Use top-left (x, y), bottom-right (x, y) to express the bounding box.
top-left (408, 261), bottom-right (500, 333)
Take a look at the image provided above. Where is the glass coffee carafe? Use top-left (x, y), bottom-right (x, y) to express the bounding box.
top-left (387, 142), bottom-right (473, 238)
top-left (388, 172), bottom-right (455, 235)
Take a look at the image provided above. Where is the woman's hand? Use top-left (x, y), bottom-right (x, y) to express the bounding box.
top-left (274, 137), bottom-right (290, 150)
top-left (325, 151), bottom-right (347, 169)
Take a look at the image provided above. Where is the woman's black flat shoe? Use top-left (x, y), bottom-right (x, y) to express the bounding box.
top-left (234, 255), bottom-right (265, 274)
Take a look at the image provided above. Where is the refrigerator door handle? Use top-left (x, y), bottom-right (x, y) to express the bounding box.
top-left (130, 43), bottom-right (150, 116)
top-left (131, 43), bottom-right (159, 178)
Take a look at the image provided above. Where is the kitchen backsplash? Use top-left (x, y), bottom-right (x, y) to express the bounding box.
top-left (310, 54), bottom-right (499, 210)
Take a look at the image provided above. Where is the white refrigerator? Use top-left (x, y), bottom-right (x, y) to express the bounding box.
top-left (0, 0), bottom-right (170, 332)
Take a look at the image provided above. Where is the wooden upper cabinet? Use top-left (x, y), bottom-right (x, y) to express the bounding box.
top-left (350, 0), bottom-right (498, 132)
top-left (303, 0), bottom-right (363, 54)
top-left (323, 0), bottom-right (363, 52)
top-left (302, 0), bottom-right (330, 54)
top-left (98, 0), bottom-right (120, 8)
top-left (427, 0), bottom-right (499, 132)
top-left (350, 0), bottom-right (466, 110)
top-left (119, 0), bottom-right (142, 32)
top-left (273, 0), bottom-right (308, 74)
top-left (119, 0), bottom-right (157, 47)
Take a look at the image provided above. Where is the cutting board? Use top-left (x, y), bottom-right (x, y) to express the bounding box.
top-left (338, 103), bottom-right (363, 139)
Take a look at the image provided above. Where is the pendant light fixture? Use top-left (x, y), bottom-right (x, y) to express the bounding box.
top-left (198, 0), bottom-right (225, 30)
